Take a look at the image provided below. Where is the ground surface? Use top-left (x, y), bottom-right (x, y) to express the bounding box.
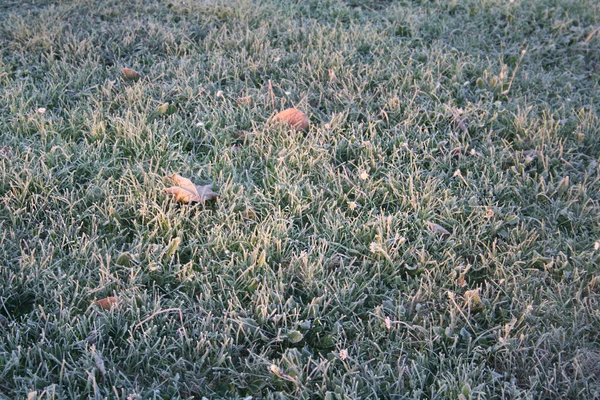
top-left (1, 0), bottom-right (599, 398)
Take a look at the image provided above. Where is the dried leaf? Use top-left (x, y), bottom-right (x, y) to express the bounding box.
top-left (272, 108), bottom-right (310, 131)
top-left (427, 221), bottom-right (451, 236)
top-left (164, 174), bottom-right (218, 204)
top-left (93, 296), bottom-right (120, 310)
top-left (121, 67), bottom-right (141, 80)
top-left (237, 96), bottom-right (252, 105)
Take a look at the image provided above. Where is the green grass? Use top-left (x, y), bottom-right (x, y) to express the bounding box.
top-left (1, 0), bottom-right (599, 398)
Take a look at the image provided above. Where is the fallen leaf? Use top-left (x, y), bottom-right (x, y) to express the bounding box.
top-left (272, 108), bottom-right (310, 131)
top-left (164, 174), bottom-right (218, 204)
top-left (237, 96), bottom-right (252, 105)
top-left (93, 296), bottom-right (120, 310)
top-left (121, 67), bottom-right (141, 80)
top-left (427, 221), bottom-right (451, 236)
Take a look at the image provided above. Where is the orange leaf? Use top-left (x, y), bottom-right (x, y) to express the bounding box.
top-left (272, 108), bottom-right (310, 131)
top-left (93, 296), bottom-right (120, 310)
top-left (164, 174), bottom-right (218, 204)
top-left (237, 96), bottom-right (252, 105)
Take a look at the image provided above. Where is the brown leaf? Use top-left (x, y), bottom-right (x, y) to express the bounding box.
top-left (164, 174), bottom-right (218, 204)
top-left (427, 221), bottom-right (451, 236)
top-left (121, 67), bottom-right (141, 80)
top-left (272, 108), bottom-right (310, 131)
top-left (237, 96), bottom-right (252, 105)
top-left (93, 296), bottom-right (120, 310)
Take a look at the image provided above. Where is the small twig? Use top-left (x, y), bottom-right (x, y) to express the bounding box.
top-left (133, 308), bottom-right (186, 336)
top-left (585, 26), bottom-right (600, 42)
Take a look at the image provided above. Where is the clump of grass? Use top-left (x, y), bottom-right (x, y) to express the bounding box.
top-left (1, 0), bottom-right (599, 398)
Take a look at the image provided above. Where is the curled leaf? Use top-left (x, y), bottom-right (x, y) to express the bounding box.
top-left (93, 296), bottom-right (120, 310)
top-left (272, 108), bottom-right (310, 131)
top-left (164, 174), bottom-right (218, 204)
top-left (427, 221), bottom-right (451, 236)
top-left (237, 96), bottom-right (252, 105)
top-left (121, 67), bottom-right (141, 80)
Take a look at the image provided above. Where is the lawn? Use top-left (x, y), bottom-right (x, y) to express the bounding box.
top-left (1, 0), bottom-right (599, 398)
